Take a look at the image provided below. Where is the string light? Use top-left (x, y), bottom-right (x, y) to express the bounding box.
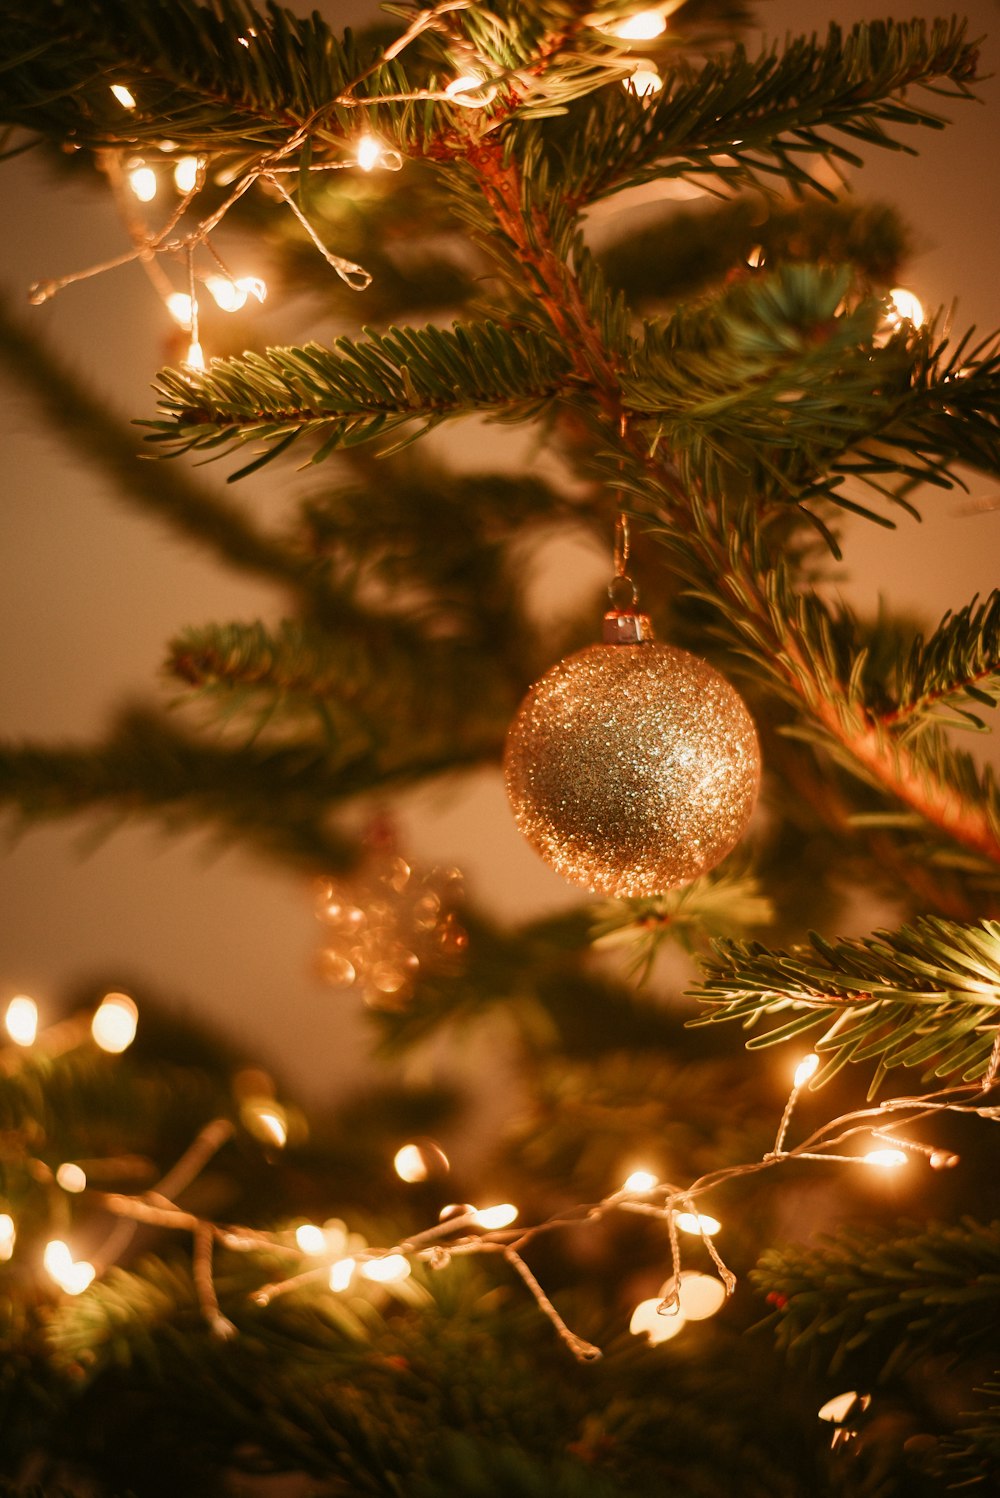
top-left (204, 274), bottom-right (267, 312)
top-left (622, 1169), bottom-right (658, 1193)
top-left (43, 1240), bottom-right (96, 1295)
top-left (295, 1224), bottom-right (328, 1255)
top-left (393, 1140), bottom-right (449, 1183)
top-left (173, 156), bottom-right (200, 193)
top-left (166, 292), bottom-right (194, 328)
top-left (676, 1271), bottom-right (726, 1321)
top-left (445, 73), bottom-right (498, 108)
top-left (606, 8), bottom-right (669, 40)
top-left (887, 287), bottom-right (924, 328)
top-left (673, 1211), bottom-right (721, 1237)
top-left (0, 1214), bottom-right (15, 1262)
top-left (329, 1256), bottom-right (355, 1291)
top-left (245, 1103), bottom-right (288, 1148)
top-left (110, 84), bottom-right (136, 109)
top-left (793, 1053), bottom-right (820, 1088)
top-left (5, 995), bottom-right (38, 1047)
top-left (92, 992), bottom-right (138, 1054)
top-left (185, 340), bottom-right (207, 372)
top-left (360, 1254), bottom-right (411, 1283)
top-left (127, 164), bottom-right (158, 203)
top-left (56, 1163), bottom-right (88, 1194)
top-left (818, 1391), bottom-right (870, 1423)
top-left (471, 1203), bottom-right (519, 1230)
top-left (863, 1147), bottom-right (908, 1169)
top-left (356, 134), bottom-right (383, 172)
top-left (629, 1297), bottom-right (687, 1344)
top-left (623, 61), bottom-right (663, 97)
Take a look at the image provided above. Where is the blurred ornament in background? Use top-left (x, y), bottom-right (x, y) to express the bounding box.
top-left (315, 822), bottom-right (467, 1011)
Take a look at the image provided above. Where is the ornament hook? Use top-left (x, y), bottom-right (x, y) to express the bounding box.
top-left (604, 418), bottom-right (652, 642)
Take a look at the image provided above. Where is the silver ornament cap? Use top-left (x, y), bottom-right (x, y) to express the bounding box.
top-left (504, 610), bottom-right (761, 897)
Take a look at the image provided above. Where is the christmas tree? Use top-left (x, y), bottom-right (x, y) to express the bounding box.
top-left (1, 0), bottom-right (1000, 1493)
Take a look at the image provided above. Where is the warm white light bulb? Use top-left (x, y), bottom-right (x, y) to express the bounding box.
top-left (56, 1163), bottom-right (87, 1194)
top-left (818, 1390), bottom-right (869, 1423)
top-left (888, 287), bottom-right (924, 328)
top-left (623, 63), bottom-right (663, 97)
top-left (166, 292), bottom-right (194, 328)
top-left (622, 1170), bottom-right (658, 1194)
top-left (253, 1106), bottom-right (288, 1148)
top-left (0, 1213), bottom-right (15, 1261)
top-left (394, 1144), bottom-right (429, 1183)
top-left (794, 1053), bottom-right (820, 1088)
top-left (676, 1271), bottom-right (726, 1321)
top-left (128, 165), bottom-right (157, 203)
top-left (472, 1203), bottom-right (518, 1230)
top-left (185, 340), bottom-right (207, 371)
top-left (5, 995), bottom-right (38, 1047)
top-left (91, 992), bottom-right (138, 1054)
top-left (629, 1297), bottom-right (686, 1344)
top-left (673, 1211), bottom-right (721, 1237)
top-left (360, 1254), bottom-right (411, 1283)
top-left (110, 84), bottom-right (137, 109)
top-left (173, 156), bottom-right (200, 193)
top-left (43, 1239), bottom-right (73, 1279)
top-left (205, 274), bottom-right (248, 312)
top-left (236, 276), bottom-right (266, 303)
top-left (864, 1148), bottom-right (907, 1169)
top-left (295, 1224), bottom-right (327, 1255)
top-left (609, 9), bottom-right (668, 40)
top-left (62, 1260), bottom-right (96, 1295)
top-left (329, 1256), bottom-right (355, 1291)
top-left (356, 134), bottom-right (382, 172)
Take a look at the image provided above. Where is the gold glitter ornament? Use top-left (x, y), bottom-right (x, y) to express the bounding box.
top-left (504, 606), bottom-right (761, 897)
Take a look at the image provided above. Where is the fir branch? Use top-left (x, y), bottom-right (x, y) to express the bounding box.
top-left (560, 20), bottom-right (980, 205)
top-left (879, 591), bottom-right (1000, 734)
top-left (752, 1217), bottom-right (1000, 1377)
top-left (146, 321), bottom-right (573, 470)
top-left (693, 915), bottom-right (1000, 1089)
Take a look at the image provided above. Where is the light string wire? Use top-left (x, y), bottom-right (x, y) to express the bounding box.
top-left (31, 1052), bottom-right (998, 1363)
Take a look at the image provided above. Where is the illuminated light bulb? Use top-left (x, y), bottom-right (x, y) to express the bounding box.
top-left (61, 1260), bottom-right (96, 1295)
top-left (747, 245), bottom-right (766, 269)
top-left (110, 84), bottom-right (137, 109)
top-left (173, 156), bottom-right (199, 193)
top-left (887, 287), bottom-right (924, 328)
top-left (329, 1256), bottom-right (355, 1291)
top-left (438, 1203), bottom-right (475, 1223)
top-left (629, 1297), bottom-right (686, 1344)
top-left (295, 1223), bottom-right (327, 1255)
top-left (930, 1150), bottom-right (960, 1170)
top-left (623, 62), bottom-right (663, 98)
top-left (128, 165), bottom-right (157, 203)
top-left (673, 1211), bottom-right (721, 1237)
top-left (43, 1240), bottom-right (73, 1279)
top-left (252, 1106), bottom-right (288, 1148)
top-left (360, 1254), bottom-right (411, 1283)
top-left (864, 1148), bottom-right (907, 1169)
top-left (205, 275), bottom-right (248, 312)
top-left (185, 340), bottom-right (207, 372)
top-left (445, 74), bottom-right (498, 109)
top-left (818, 1390), bottom-right (870, 1424)
top-left (676, 1271), bottom-right (726, 1321)
top-left (166, 292), bottom-right (194, 328)
top-left (236, 276), bottom-right (266, 303)
top-left (56, 1163), bottom-right (87, 1194)
top-left (91, 992), bottom-right (138, 1053)
top-left (0, 1214), bottom-right (15, 1261)
top-left (356, 133), bottom-right (383, 172)
top-left (394, 1144), bottom-right (426, 1183)
top-left (608, 8), bottom-right (667, 39)
top-left (794, 1052), bottom-right (820, 1088)
top-left (5, 995), bottom-right (38, 1047)
top-left (471, 1203), bottom-right (518, 1230)
top-left (622, 1169), bottom-right (658, 1194)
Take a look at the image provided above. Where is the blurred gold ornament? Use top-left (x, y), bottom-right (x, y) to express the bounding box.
top-left (504, 606), bottom-right (760, 897)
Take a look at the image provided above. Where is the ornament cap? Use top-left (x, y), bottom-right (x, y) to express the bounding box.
top-left (602, 609), bottom-right (655, 645)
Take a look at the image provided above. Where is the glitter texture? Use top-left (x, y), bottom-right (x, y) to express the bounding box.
top-left (504, 642), bottom-right (761, 897)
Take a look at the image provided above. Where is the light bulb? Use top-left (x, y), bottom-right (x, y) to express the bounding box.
top-left (394, 1144), bottom-right (429, 1183)
top-left (623, 62), bottom-right (663, 97)
top-left (5, 995), bottom-right (38, 1047)
top-left (629, 1297), bottom-right (686, 1344)
top-left (205, 275), bottom-right (248, 312)
top-left (173, 156), bottom-right (200, 193)
top-left (56, 1163), bottom-right (87, 1194)
top-left (622, 1170), bottom-right (658, 1193)
top-left (673, 1211), bottom-right (721, 1237)
top-left (360, 1254), bottom-right (411, 1283)
top-left (471, 1203), bottom-right (518, 1230)
top-left (356, 134), bottom-right (382, 172)
top-left (445, 74), bottom-right (497, 109)
top-left (818, 1390), bottom-right (870, 1423)
top-left (864, 1148), bottom-right (907, 1169)
top-left (110, 84), bottom-right (137, 109)
top-left (793, 1053), bottom-right (820, 1088)
top-left (329, 1256), bottom-right (355, 1291)
top-left (185, 340), bottom-right (207, 371)
top-left (251, 1105), bottom-right (288, 1148)
top-left (295, 1223), bottom-right (327, 1255)
top-left (0, 1213), bottom-right (15, 1261)
top-left (61, 1260), bottom-right (96, 1295)
top-left (128, 165), bottom-right (157, 203)
top-left (43, 1239), bottom-right (73, 1278)
top-left (887, 287), bottom-right (924, 328)
top-left (91, 992), bottom-right (138, 1053)
top-left (236, 276), bottom-right (266, 303)
top-left (166, 292), bottom-right (194, 328)
top-left (608, 9), bottom-right (667, 39)
top-left (676, 1271), bottom-right (726, 1321)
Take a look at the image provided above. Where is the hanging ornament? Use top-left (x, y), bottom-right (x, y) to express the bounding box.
top-left (314, 821), bottom-right (467, 1011)
top-left (504, 517), bottom-right (760, 898)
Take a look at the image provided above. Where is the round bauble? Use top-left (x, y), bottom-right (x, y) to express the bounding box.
top-left (504, 638), bottom-right (760, 897)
